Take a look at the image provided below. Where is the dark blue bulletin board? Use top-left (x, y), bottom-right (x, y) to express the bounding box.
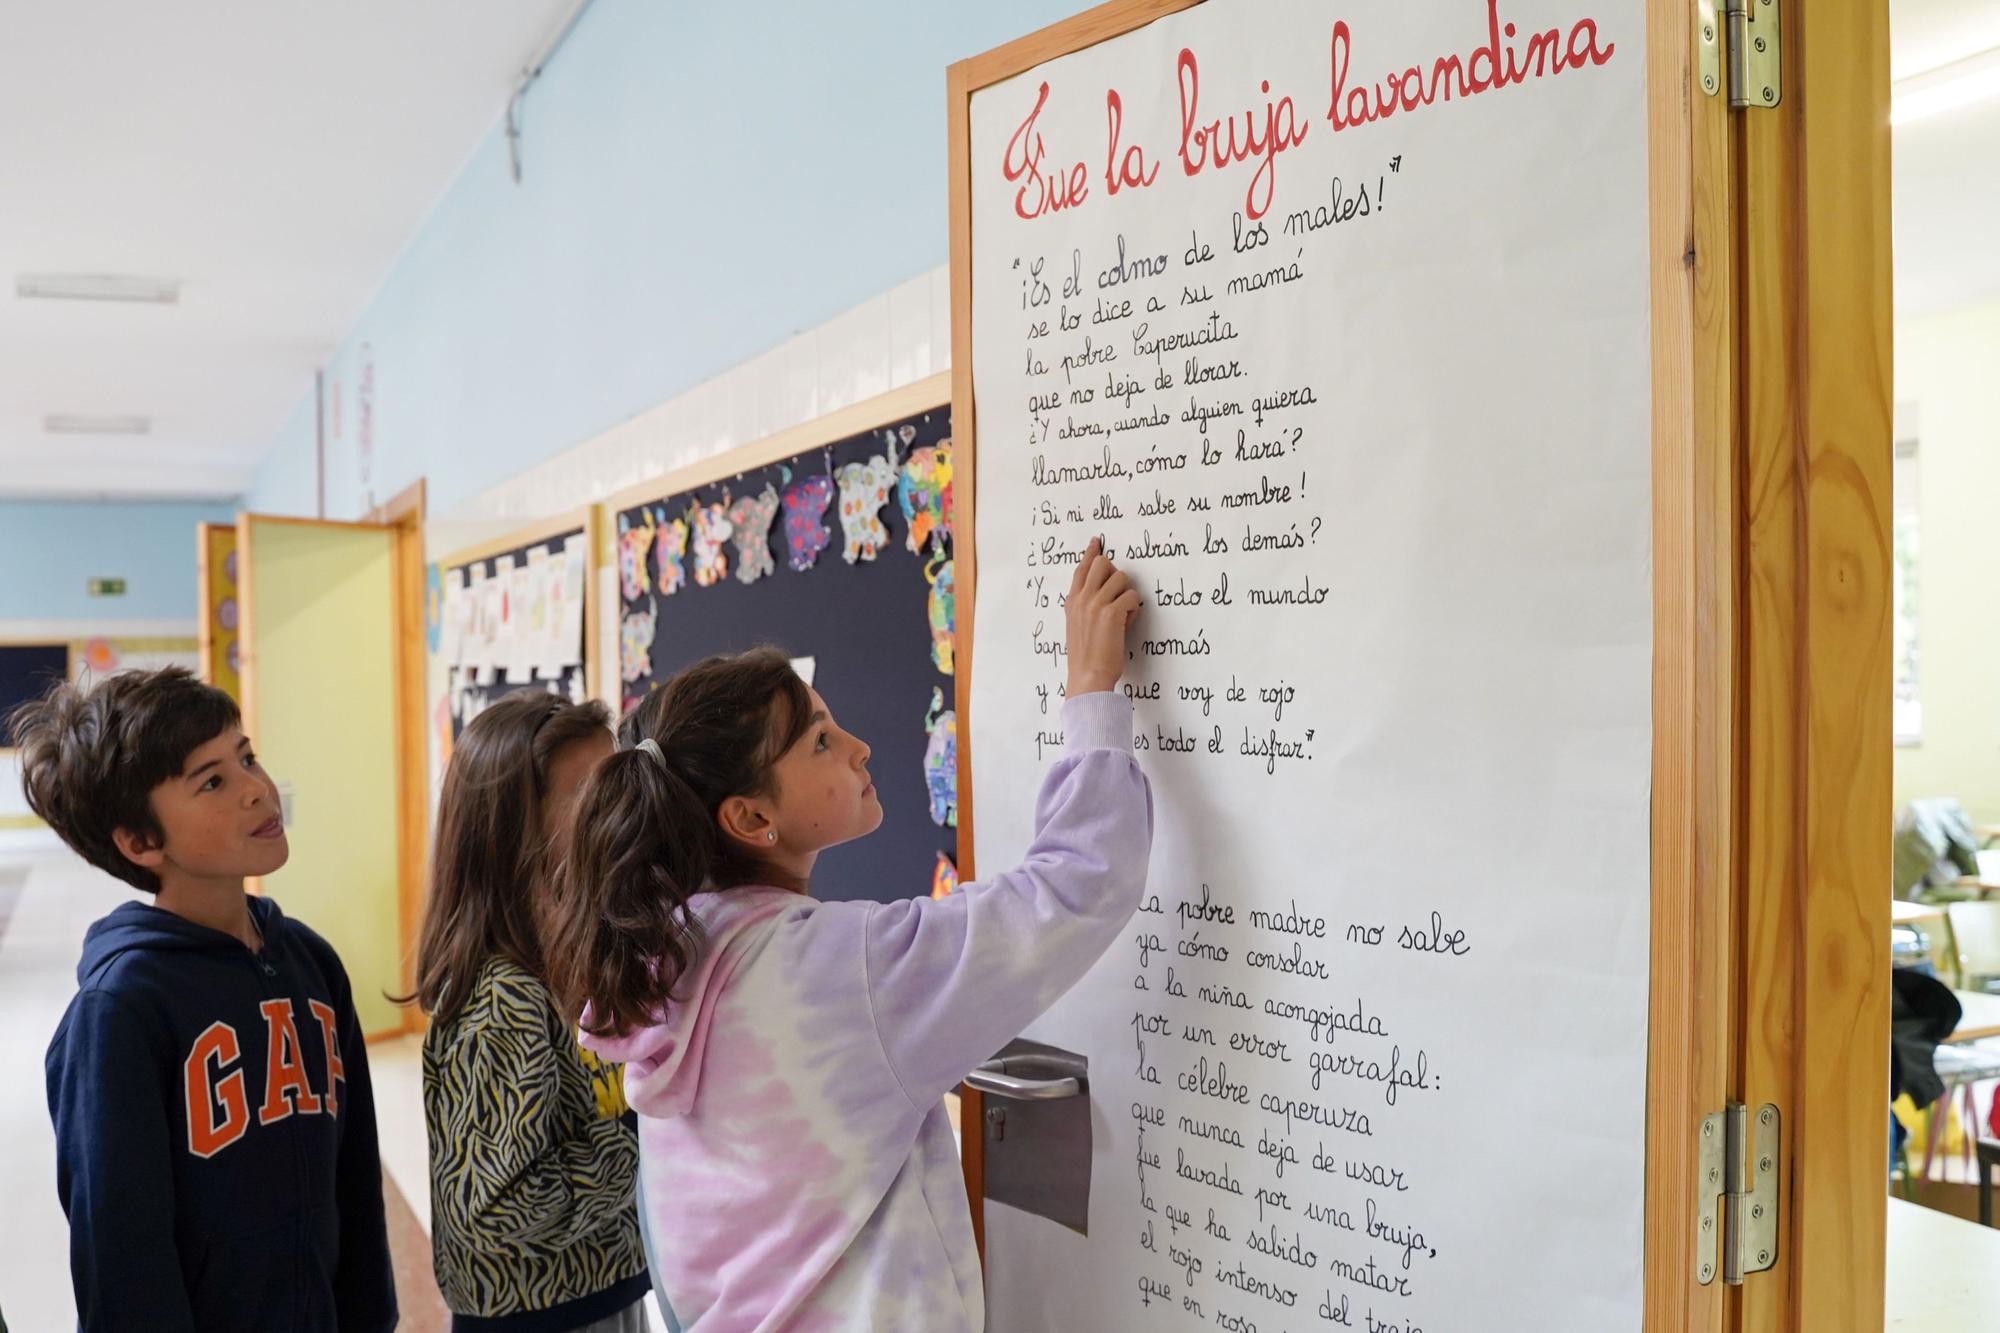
top-left (1, 643), bottom-right (72, 735)
top-left (446, 529), bottom-right (589, 742)
top-left (615, 406), bottom-right (956, 905)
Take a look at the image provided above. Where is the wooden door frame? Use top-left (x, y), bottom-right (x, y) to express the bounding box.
top-left (196, 522), bottom-right (228, 692)
top-left (944, 3), bottom-right (1735, 1320)
top-left (362, 481), bottom-right (432, 1034)
top-left (1648, 0), bottom-right (1736, 1327)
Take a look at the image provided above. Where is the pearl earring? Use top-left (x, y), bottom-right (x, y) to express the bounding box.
top-left (767, 830), bottom-right (777, 843)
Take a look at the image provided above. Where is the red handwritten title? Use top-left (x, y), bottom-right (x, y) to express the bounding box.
top-left (998, 0), bottom-right (1616, 223)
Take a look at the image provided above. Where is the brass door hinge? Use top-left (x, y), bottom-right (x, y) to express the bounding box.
top-left (1699, 0), bottom-right (1782, 108)
top-left (1696, 1103), bottom-right (1782, 1285)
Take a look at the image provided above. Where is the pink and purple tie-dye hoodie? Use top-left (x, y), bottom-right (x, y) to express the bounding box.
top-left (580, 692), bottom-right (1151, 1331)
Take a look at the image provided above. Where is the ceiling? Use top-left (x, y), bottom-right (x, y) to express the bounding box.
top-left (0, 2), bottom-right (1992, 504)
top-left (0, 1), bottom-right (577, 501)
top-left (1892, 0), bottom-right (2000, 318)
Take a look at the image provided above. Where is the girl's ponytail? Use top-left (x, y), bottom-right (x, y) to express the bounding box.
top-left (548, 745), bottom-right (711, 1037)
top-left (546, 647), bottom-right (814, 1037)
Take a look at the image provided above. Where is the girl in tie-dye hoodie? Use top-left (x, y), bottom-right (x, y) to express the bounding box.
top-left (548, 540), bottom-right (1151, 1331)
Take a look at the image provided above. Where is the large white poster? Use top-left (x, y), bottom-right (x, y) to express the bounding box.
top-left (966, 2), bottom-right (1652, 1329)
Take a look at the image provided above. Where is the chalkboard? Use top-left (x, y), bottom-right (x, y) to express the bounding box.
top-left (0, 644), bottom-right (71, 737)
top-left (954, 3), bottom-right (1656, 1330)
top-left (444, 528), bottom-right (590, 741)
top-left (615, 406), bottom-right (957, 906)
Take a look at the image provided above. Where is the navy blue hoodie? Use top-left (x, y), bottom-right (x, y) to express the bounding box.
top-left (45, 895), bottom-right (397, 1332)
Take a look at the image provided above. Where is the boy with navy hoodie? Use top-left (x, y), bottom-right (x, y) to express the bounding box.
top-left (11, 667), bottom-right (397, 1332)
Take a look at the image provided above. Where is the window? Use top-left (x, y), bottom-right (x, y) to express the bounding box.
top-left (1892, 406), bottom-right (1921, 745)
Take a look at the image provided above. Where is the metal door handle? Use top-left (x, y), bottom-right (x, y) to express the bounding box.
top-left (964, 1058), bottom-right (1084, 1101)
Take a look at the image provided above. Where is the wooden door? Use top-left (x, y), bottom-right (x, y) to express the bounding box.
top-left (195, 521), bottom-right (242, 701)
top-left (236, 513), bottom-right (409, 1039)
top-left (1734, 2), bottom-right (1894, 1329)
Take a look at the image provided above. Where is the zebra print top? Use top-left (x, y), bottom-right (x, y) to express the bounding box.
top-left (423, 957), bottom-right (649, 1328)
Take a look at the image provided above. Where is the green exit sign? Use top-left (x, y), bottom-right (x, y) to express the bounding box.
top-left (87, 578), bottom-right (127, 597)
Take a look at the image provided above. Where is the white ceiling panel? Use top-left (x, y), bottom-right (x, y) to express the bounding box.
top-left (0, 1), bottom-right (577, 500)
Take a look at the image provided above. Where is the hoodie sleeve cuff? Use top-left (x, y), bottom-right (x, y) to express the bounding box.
top-left (1061, 691), bottom-right (1134, 756)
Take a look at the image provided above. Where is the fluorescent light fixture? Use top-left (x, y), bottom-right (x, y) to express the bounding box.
top-left (44, 414), bottom-right (152, 435)
top-left (15, 273), bottom-right (181, 303)
top-left (1893, 46), bottom-right (2000, 126)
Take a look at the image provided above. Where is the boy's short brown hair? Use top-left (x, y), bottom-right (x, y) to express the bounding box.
top-left (7, 667), bottom-right (243, 893)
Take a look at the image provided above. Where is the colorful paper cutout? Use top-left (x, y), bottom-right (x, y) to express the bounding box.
top-left (728, 484), bottom-right (780, 585)
top-left (618, 513), bottom-right (655, 601)
top-left (653, 511), bottom-right (690, 597)
top-left (931, 851), bottom-right (959, 900)
top-left (925, 552), bottom-right (955, 676)
top-left (897, 442), bottom-right (954, 554)
top-left (424, 563), bottom-right (444, 653)
top-left (924, 687), bottom-right (958, 829)
top-left (782, 474), bottom-right (836, 572)
top-left (690, 502), bottom-right (733, 587)
top-left (620, 604), bottom-right (657, 683)
top-left (836, 455), bottom-right (895, 564)
top-left (83, 639), bottom-right (120, 676)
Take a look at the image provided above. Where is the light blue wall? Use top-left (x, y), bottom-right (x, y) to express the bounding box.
top-left (0, 500), bottom-right (237, 622)
top-left (248, 0), bottom-right (1080, 519)
top-left (249, 394), bottom-right (321, 519)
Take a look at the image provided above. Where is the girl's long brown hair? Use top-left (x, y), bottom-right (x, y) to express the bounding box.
top-left (547, 648), bottom-right (812, 1038)
top-left (404, 691), bottom-right (611, 1026)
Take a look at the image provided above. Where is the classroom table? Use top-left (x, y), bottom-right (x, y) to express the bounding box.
top-left (1886, 1197), bottom-right (2000, 1329)
top-left (1948, 990), bottom-right (2000, 1045)
top-left (1894, 899), bottom-right (1948, 926)
top-left (1952, 848), bottom-right (2000, 895)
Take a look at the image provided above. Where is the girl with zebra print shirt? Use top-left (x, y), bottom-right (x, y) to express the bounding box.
top-left (408, 693), bottom-right (651, 1333)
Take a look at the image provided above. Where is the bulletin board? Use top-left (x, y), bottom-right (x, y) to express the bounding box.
top-left (946, 1), bottom-right (1712, 1330)
top-left (197, 521), bottom-right (243, 700)
top-left (0, 643), bottom-right (73, 733)
top-left (609, 388), bottom-right (958, 907)
top-left (435, 509), bottom-right (600, 748)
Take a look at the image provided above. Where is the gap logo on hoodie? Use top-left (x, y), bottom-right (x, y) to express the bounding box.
top-left (183, 994), bottom-right (347, 1156)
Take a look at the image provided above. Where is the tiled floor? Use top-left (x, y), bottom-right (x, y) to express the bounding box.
top-left (0, 831), bottom-right (126, 1333)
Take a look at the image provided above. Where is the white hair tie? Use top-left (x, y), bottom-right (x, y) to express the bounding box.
top-left (634, 738), bottom-right (667, 769)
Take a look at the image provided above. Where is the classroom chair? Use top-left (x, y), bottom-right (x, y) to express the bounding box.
top-left (1979, 1138), bottom-right (2000, 1227)
top-left (1946, 901), bottom-right (2000, 992)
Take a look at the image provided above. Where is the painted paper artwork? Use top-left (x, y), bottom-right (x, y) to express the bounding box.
top-left (782, 474), bottom-right (836, 572)
top-left (897, 442), bottom-right (953, 554)
top-left (931, 851), bottom-right (959, 900)
top-left (728, 485), bottom-right (780, 585)
top-left (835, 455), bottom-right (895, 564)
top-left (923, 687), bottom-right (957, 829)
top-left (618, 513), bottom-right (655, 602)
top-left (690, 502), bottom-right (733, 587)
top-left (654, 511), bottom-right (690, 597)
top-left (619, 605), bottom-right (656, 683)
top-left (925, 552), bottom-right (955, 676)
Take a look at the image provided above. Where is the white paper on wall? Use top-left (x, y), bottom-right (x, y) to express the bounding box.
top-left (524, 545), bottom-right (553, 678)
top-left (440, 568), bottom-right (466, 666)
top-left (490, 556), bottom-right (518, 685)
top-left (463, 567), bottom-right (495, 683)
top-left (965, 2), bottom-right (1654, 1330)
top-left (556, 532), bottom-right (589, 672)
